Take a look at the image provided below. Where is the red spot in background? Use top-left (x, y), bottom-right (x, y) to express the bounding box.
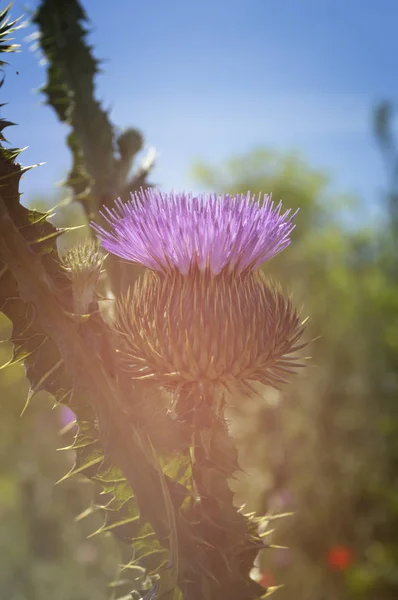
top-left (258, 569), bottom-right (276, 588)
top-left (327, 545), bottom-right (354, 570)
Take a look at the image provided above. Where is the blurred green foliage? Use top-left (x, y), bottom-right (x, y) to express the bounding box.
top-left (0, 313), bottom-right (120, 600)
top-left (193, 148), bottom-right (398, 600)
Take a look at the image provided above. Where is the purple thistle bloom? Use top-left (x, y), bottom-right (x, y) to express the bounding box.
top-left (92, 189), bottom-right (297, 275)
top-left (59, 405), bottom-right (76, 428)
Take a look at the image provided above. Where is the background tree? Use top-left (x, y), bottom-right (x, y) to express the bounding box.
top-left (193, 148), bottom-right (397, 600)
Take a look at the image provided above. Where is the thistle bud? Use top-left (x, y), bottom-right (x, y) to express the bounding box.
top-left (60, 239), bottom-right (106, 315)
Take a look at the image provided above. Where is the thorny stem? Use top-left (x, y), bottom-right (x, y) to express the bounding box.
top-left (0, 194), bottom-right (172, 541)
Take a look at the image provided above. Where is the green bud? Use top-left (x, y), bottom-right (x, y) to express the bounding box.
top-left (60, 239), bottom-right (106, 314)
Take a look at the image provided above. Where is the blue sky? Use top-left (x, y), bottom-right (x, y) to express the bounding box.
top-left (4, 0), bottom-right (398, 222)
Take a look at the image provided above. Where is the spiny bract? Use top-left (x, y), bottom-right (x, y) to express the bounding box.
top-left (116, 268), bottom-right (306, 392)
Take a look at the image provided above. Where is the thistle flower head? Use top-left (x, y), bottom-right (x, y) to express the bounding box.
top-left (94, 190), bottom-right (306, 395)
top-left (116, 269), bottom-right (306, 393)
top-left (92, 189), bottom-right (297, 275)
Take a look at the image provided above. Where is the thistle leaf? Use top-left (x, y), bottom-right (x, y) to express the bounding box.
top-left (0, 4), bottom-right (21, 66)
top-left (0, 29), bottom-right (184, 598)
top-left (33, 0), bottom-right (115, 206)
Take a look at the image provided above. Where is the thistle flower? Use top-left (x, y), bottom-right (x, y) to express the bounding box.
top-left (91, 189), bottom-right (297, 275)
top-left (92, 190), bottom-right (306, 395)
top-left (60, 239), bottom-right (106, 314)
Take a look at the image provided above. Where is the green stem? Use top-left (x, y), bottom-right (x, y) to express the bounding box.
top-left (175, 387), bottom-right (265, 600)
